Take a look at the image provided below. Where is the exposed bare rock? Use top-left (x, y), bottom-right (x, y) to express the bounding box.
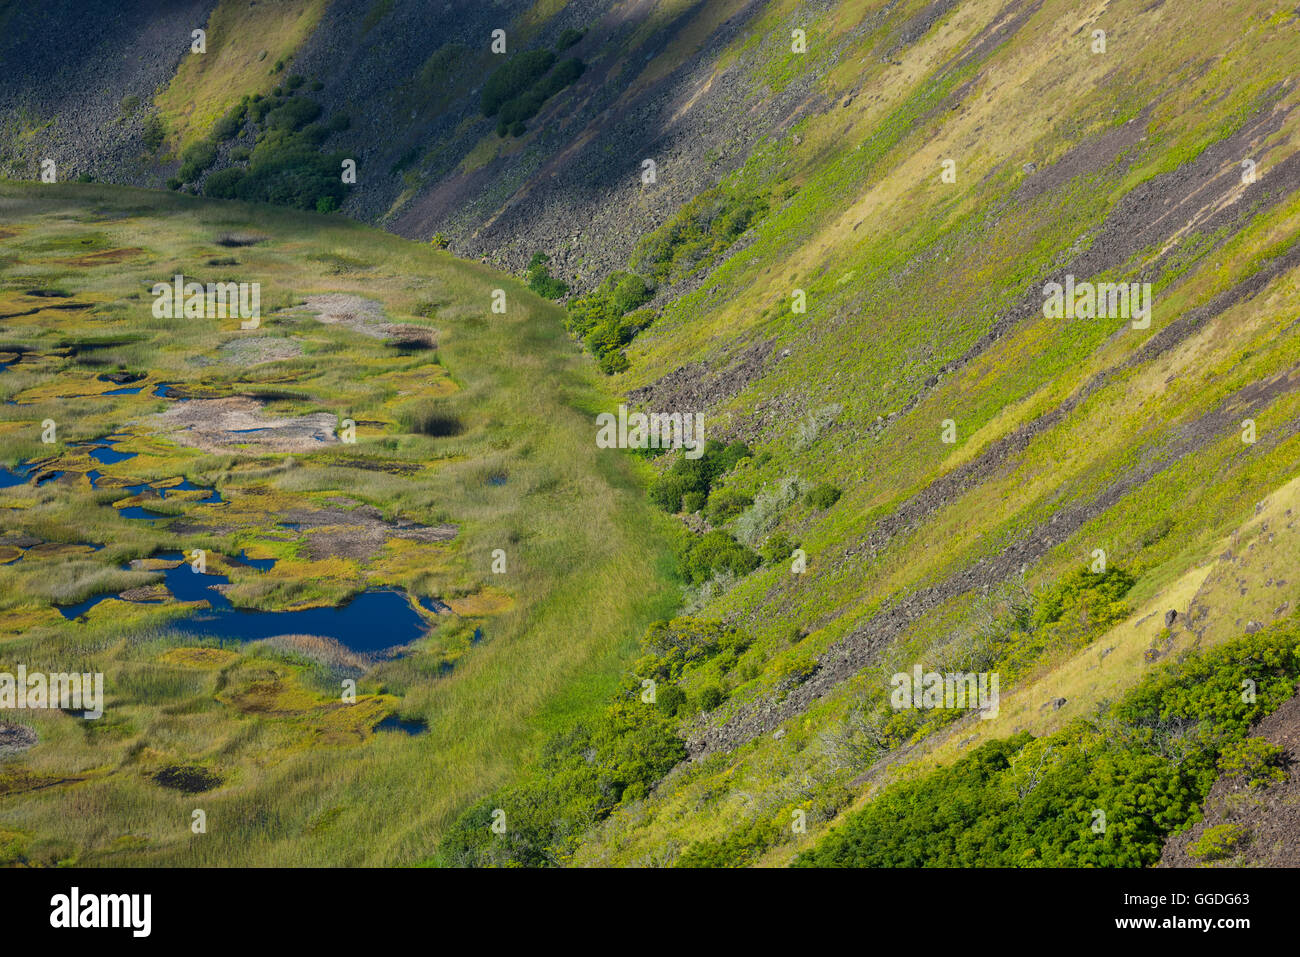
top-left (151, 396), bottom-right (339, 454)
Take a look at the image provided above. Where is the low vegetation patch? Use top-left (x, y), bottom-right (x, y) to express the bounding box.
top-left (793, 622), bottom-right (1300, 867)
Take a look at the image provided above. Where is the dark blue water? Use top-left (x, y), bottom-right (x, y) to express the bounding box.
top-left (173, 584), bottom-right (430, 652)
top-left (89, 443), bottom-right (137, 465)
top-left (375, 715), bottom-right (429, 735)
top-left (234, 550), bottom-right (276, 570)
top-left (0, 463), bottom-right (35, 487)
top-left (124, 479), bottom-right (221, 503)
top-left (418, 596), bottom-right (451, 614)
top-left (56, 552), bottom-right (434, 654)
top-left (118, 505), bottom-right (166, 520)
top-left (110, 478), bottom-right (221, 520)
top-left (152, 382), bottom-right (191, 399)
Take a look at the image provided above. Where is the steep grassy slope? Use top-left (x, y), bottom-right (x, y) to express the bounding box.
top-left (538, 0), bottom-right (1300, 866)
top-left (0, 181), bottom-right (677, 864)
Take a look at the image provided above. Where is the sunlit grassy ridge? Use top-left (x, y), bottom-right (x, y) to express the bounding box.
top-left (0, 181), bottom-right (678, 864)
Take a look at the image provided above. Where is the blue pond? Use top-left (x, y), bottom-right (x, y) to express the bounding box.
top-left (375, 715), bottom-right (429, 735)
top-left (0, 463), bottom-right (35, 488)
top-left (59, 553), bottom-right (434, 654)
top-left (89, 443), bottom-right (137, 465)
top-left (124, 479), bottom-right (221, 504)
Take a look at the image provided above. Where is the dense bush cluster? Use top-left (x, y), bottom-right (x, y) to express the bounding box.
top-left (564, 271), bottom-right (655, 373)
top-left (480, 45), bottom-right (585, 137)
top-left (794, 622), bottom-right (1300, 867)
top-left (648, 439), bottom-right (750, 514)
top-left (525, 252), bottom-right (569, 299)
top-left (679, 530), bottom-right (760, 585)
top-left (175, 80), bottom-right (351, 212)
top-left (804, 482), bottom-right (841, 509)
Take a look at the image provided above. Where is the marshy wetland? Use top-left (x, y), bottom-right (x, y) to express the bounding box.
top-left (0, 182), bottom-right (678, 865)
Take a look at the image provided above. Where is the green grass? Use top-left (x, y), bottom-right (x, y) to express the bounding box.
top-left (0, 180), bottom-right (679, 865)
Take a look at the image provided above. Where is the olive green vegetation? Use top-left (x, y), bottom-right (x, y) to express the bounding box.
top-left (524, 252), bottom-right (569, 300)
top-left (0, 181), bottom-right (678, 865)
top-left (480, 47), bottom-right (586, 138)
top-left (177, 86), bottom-right (351, 213)
top-left (564, 271), bottom-right (656, 374)
top-left (795, 622), bottom-right (1300, 867)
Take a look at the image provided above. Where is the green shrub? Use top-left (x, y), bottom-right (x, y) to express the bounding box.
top-left (1189, 823), bottom-right (1250, 861)
top-left (525, 253), bottom-right (569, 299)
top-left (656, 684), bottom-right (686, 717)
top-left (697, 684), bottom-right (726, 712)
top-left (204, 167), bottom-right (246, 199)
top-left (805, 483), bottom-right (841, 509)
top-left (1217, 737), bottom-right (1286, 789)
top-left (177, 140), bottom-right (217, 181)
top-left (632, 617), bottom-right (751, 684)
top-left (485, 53), bottom-right (584, 134)
top-left (681, 490), bottom-right (706, 514)
top-left (760, 532), bottom-right (797, 565)
top-left (481, 49), bottom-right (556, 117)
top-left (230, 145), bottom-right (348, 211)
top-left (676, 818), bottom-right (783, 867)
top-left (680, 530), bottom-right (760, 584)
top-left (141, 115), bottom-right (166, 153)
top-left (264, 97), bottom-right (321, 131)
top-left (418, 44), bottom-right (467, 91)
top-left (211, 101), bottom-right (247, 141)
top-left (249, 97), bottom-right (274, 123)
top-left (648, 440), bottom-right (751, 513)
top-left (796, 622), bottom-right (1300, 868)
top-left (705, 489), bottom-right (752, 525)
top-left (437, 698), bottom-right (685, 866)
top-left (565, 272), bottom-right (655, 371)
top-left (555, 28), bottom-right (584, 51)
top-left (775, 654), bottom-right (817, 684)
top-left (632, 185), bottom-right (771, 284)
